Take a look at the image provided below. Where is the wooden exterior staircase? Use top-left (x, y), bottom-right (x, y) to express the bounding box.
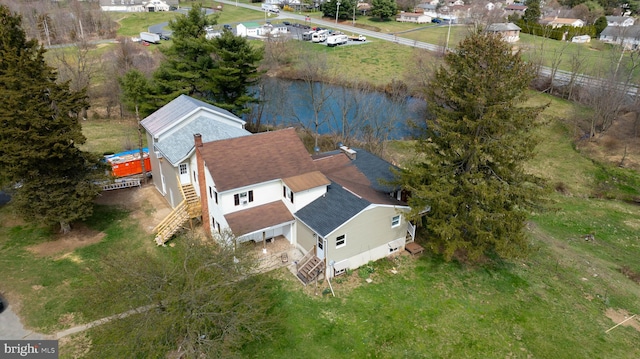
top-left (296, 247), bottom-right (325, 285)
top-left (181, 184), bottom-right (201, 218)
top-left (153, 182), bottom-right (202, 246)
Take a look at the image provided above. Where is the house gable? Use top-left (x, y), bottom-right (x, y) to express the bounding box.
top-left (141, 94), bottom-right (244, 138)
top-left (295, 182), bottom-right (371, 237)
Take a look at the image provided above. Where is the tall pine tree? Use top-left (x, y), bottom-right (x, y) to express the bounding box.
top-left (0, 5), bottom-right (107, 233)
top-left (149, 4), bottom-right (263, 116)
top-left (210, 30), bottom-right (263, 115)
top-left (398, 32), bottom-right (546, 262)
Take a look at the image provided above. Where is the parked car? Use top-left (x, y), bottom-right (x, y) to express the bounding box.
top-left (156, 33), bottom-right (170, 40)
top-left (432, 18), bottom-right (442, 24)
top-left (283, 21), bottom-right (291, 26)
top-left (223, 24), bottom-right (232, 30)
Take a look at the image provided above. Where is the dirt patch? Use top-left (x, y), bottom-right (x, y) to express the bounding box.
top-left (577, 112), bottom-right (640, 171)
top-left (25, 183), bottom-right (170, 257)
top-left (27, 224), bottom-right (105, 258)
top-left (605, 308), bottom-right (640, 333)
top-left (95, 182), bottom-right (171, 234)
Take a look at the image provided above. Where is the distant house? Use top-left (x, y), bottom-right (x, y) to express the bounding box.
top-left (357, 2), bottom-right (372, 15)
top-left (140, 95), bottom-right (250, 209)
top-left (504, 4), bottom-right (527, 16)
top-left (99, 0), bottom-right (177, 12)
top-left (539, 17), bottom-right (585, 28)
top-left (193, 128), bottom-right (414, 281)
top-left (396, 11), bottom-right (432, 24)
top-left (236, 22), bottom-right (262, 37)
top-left (599, 25), bottom-right (640, 49)
top-left (236, 23), bottom-right (287, 38)
top-left (486, 22), bottom-right (521, 43)
top-left (606, 16), bottom-right (635, 27)
top-left (415, 3), bottom-right (437, 13)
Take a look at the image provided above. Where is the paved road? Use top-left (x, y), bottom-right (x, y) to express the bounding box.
top-left (213, 0), bottom-right (640, 97)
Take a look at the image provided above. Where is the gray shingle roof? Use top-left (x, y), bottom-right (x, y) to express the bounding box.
top-left (601, 25), bottom-right (640, 38)
top-left (155, 116), bottom-right (250, 165)
top-left (349, 149), bottom-right (399, 193)
top-left (487, 23), bottom-right (521, 32)
top-left (295, 182), bottom-right (370, 237)
top-left (140, 95), bottom-right (243, 137)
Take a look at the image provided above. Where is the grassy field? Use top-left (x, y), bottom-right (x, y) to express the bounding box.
top-left (2, 88), bottom-right (640, 357)
top-left (3, 7), bottom-right (640, 358)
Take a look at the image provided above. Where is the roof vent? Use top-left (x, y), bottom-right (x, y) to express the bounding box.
top-left (339, 146), bottom-right (357, 160)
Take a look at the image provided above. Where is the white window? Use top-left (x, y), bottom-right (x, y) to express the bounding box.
top-left (179, 163), bottom-right (188, 175)
top-left (234, 190), bottom-right (253, 205)
top-left (391, 215), bottom-right (401, 228)
top-left (336, 234), bottom-right (346, 248)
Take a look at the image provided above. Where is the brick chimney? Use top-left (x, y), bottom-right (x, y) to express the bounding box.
top-left (194, 134), bottom-right (210, 237)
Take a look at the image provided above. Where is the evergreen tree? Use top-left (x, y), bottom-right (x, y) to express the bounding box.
top-left (209, 30), bottom-right (263, 115)
top-left (398, 32), bottom-right (546, 262)
top-left (594, 16), bottom-right (607, 36)
top-left (371, 0), bottom-right (398, 20)
top-left (150, 4), bottom-right (263, 116)
top-left (523, 0), bottom-right (541, 23)
top-left (0, 5), bottom-right (107, 233)
top-left (152, 4), bottom-right (218, 110)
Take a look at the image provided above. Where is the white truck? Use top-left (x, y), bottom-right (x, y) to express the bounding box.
top-left (261, 3), bottom-right (280, 13)
top-left (327, 34), bottom-right (348, 47)
top-left (349, 34), bottom-right (367, 42)
top-left (140, 32), bottom-right (161, 44)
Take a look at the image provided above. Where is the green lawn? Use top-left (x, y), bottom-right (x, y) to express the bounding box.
top-left (4, 7), bottom-right (640, 358)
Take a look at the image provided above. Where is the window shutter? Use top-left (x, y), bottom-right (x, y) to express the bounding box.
top-left (249, 190), bottom-right (254, 202)
top-left (234, 194), bottom-right (240, 206)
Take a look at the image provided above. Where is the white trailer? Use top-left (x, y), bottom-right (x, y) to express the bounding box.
top-left (312, 30), bottom-right (329, 43)
top-left (327, 34), bottom-right (348, 47)
top-left (140, 32), bottom-right (161, 44)
top-left (261, 3), bottom-right (280, 13)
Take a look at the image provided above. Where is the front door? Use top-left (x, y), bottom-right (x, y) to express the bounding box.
top-left (179, 163), bottom-right (190, 185)
top-left (316, 234), bottom-right (325, 259)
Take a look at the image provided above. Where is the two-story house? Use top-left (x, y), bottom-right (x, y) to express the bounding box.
top-left (193, 128), bottom-right (414, 281)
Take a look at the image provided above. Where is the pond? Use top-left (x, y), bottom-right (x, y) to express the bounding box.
top-left (246, 78), bottom-right (426, 141)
